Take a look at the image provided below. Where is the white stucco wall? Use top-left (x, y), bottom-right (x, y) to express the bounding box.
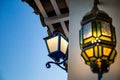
top-left (68, 0), bottom-right (120, 80)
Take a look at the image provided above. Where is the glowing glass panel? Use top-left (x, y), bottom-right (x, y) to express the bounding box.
top-left (102, 57), bottom-right (108, 60)
top-left (82, 52), bottom-right (89, 61)
top-left (101, 21), bottom-right (111, 36)
top-left (83, 23), bottom-right (92, 39)
top-left (46, 36), bottom-right (58, 53)
top-left (100, 36), bottom-right (111, 41)
top-left (110, 49), bottom-right (116, 60)
top-left (85, 48), bottom-right (93, 57)
top-left (90, 57), bottom-right (96, 61)
top-left (103, 47), bottom-right (111, 56)
top-left (109, 61), bottom-right (113, 64)
top-left (95, 46), bottom-right (98, 57)
top-left (99, 46), bottom-right (102, 57)
top-left (86, 62), bottom-right (90, 65)
top-left (84, 37), bottom-right (95, 44)
top-left (79, 30), bottom-right (83, 48)
top-left (93, 23), bottom-right (97, 37)
top-left (97, 23), bottom-right (101, 37)
top-left (60, 37), bottom-right (68, 54)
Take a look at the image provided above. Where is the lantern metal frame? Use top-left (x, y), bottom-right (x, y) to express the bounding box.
top-left (44, 31), bottom-right (68, 72)
top-left (79, 0), bottom-right (117, 80)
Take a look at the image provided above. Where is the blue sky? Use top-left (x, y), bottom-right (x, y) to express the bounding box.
top-left (0, 0), bottom-right (67, 80)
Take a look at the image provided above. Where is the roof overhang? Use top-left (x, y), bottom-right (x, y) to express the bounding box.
top-left (22, 0), bottom-right (69, 38)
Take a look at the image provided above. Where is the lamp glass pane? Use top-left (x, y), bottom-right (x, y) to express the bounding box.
top-left (99, 46), bottom-right (102, 57)
top-left (84, 37), bottom-right (95, 44)
top-left (46, 36), bottom-right (58, 53)
top-left (109, 61), bottom-right (113, 64)
top-left (95, 46), bottom-right (98, 57)
top-left (92, 23), bottom-right (97, 37)
top-left (97, 23), bottom-right (101, 37)
top-left (79, 29), bottom-right (83, 45)
top-left (85, 48), bottom-right (93, 57)
top-left (90, 57), bottom-right (96, 61)
top-left (82, 52), bottom-right (89, 61)
top-left (112, 27), bottom-right (116, 42)
top-left (86, 62), bottom-right (90, 65)
top-left (60, 37), bottom-right (68, 54)
top-left (100, 36), bottom-right (111, 41)
top-left (101, 21), bottom-right (111, 37)
top-left (83, 23), bottom-right (92, 39)
top-left (102, 57), bottom-right (108, 60)
top-left (110, 49), bottom-right (116, 60)
top-left (103, 47), bottom-right (111, 56)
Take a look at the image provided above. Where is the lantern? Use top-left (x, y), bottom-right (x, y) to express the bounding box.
top-left (79, 0), bottom-right (117, 80)
top-left (44, 31), bottom-right (68, 62)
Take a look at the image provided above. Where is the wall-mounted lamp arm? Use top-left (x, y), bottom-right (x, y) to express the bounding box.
top-left (46, 58), bottom-right (68, 72)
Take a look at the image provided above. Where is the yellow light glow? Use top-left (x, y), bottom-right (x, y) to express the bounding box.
top-left (110, 49), bottom-right (116, 60)
top-left (100, 36), bottom-right (111, 41)
top-left (85, 48), bottom-right (93, 57)
top-left (102, 57), bottom-right (108, 60)
top-left (103, 47), bottom-right (111, 56)
top-left (47, 36), bottom-right (58, 53)
top-left (99, 46), bottom-right (102, 57)
top-left (93, 23), bottom-right (97, 37)
top-left (84, 37), bottom-right (95, 44)
top-left (95, 46), bottom-right (98, 57)
top-left (60, 37), bottom-right (68, 54)
top-left (97, 23), bottom-right (101, 37)
top-left (82, 52), bottom-right (89, 61)
top-left (90, 57), bottom-right (96, 61)
top-left (96, 58), bottom-right (101, 68)
top-left (86, 62), bottom-right (90, 65)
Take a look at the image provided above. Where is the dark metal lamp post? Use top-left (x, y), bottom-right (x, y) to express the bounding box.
top-left (79, 0), bottom-right (117, 80)
top-left (44, 31), bottom-right (68, 72)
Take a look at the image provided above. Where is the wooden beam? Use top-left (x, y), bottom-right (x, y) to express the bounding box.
top-left (65, 0), bottom-right (69, 9)
top-left (61, 22), bottom-right (69, 38)
top-left (50, 0), bottom-right (61, 15)
top-left (34, 0), bottom-right (48, 17)
top-left (44, 13), bottom-right (69, 25)
top-left (50, 0), bottom-right (69, 37)
top-left (34, 0), bottom-right (54, 33)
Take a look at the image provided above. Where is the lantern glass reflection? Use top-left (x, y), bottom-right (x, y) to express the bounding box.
top-left (101, 21), bottom-right (111, 36)
top-left (60, 37), bottom-right (68, 54)
top-left (83, 23), bottom-right (92, 39)
top-left (46, 36), bottom-right (58, 53)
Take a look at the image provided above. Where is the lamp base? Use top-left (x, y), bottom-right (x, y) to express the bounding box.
top-left (90, 59), bottom-right (109, 80)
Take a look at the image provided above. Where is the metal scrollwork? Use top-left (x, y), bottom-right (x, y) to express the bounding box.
top-left (46, 58), bottom-right (68, 72)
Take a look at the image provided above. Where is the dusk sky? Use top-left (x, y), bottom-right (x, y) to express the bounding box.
top-left (0, 0), bottom-right (67, 80)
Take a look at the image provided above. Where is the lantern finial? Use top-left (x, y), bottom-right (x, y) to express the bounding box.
top-left (92, 0), bottom-right (100, 11)
top-left (94, 0), bottom-right (100, 6)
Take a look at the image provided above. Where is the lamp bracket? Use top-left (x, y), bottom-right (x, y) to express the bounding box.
top-left (46, 58), bottom-right (67, 72)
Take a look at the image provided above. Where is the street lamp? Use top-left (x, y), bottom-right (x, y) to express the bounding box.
top-left (44, 31), bottom-right (68, 71)
top-left (79, 0), bottom-right (117, 80)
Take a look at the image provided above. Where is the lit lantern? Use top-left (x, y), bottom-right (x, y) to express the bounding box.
top-left (79, 0), bottom-right (117, 79)
top-left (44, 31), bottom-right (68, 62)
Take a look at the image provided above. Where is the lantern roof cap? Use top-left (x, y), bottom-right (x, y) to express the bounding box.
top-left (81, 0), bottom-right (112, 24)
